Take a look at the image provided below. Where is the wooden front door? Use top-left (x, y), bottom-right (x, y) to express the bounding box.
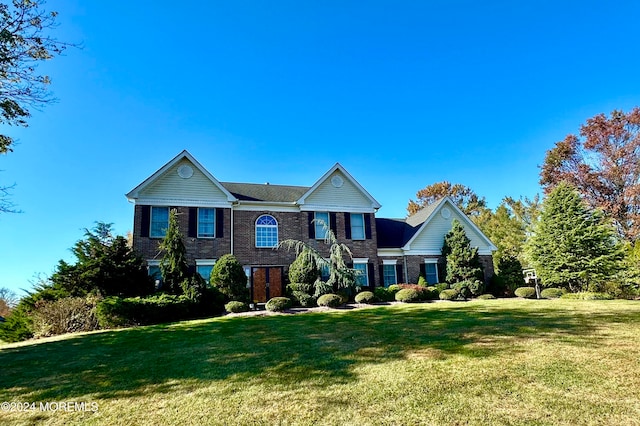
top-left (252, 267), bottom-right (283, 302)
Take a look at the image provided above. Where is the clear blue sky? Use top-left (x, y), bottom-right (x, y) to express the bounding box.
top-left (1, 0), bottom-right (639, 296)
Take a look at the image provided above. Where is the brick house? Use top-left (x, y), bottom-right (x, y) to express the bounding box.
top-left (127, 150), bottom-right (496, 302)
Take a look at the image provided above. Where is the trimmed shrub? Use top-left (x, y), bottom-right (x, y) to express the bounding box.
top-left (265, 297), bottom-right (292, 312)
top-left (540, 288), bottom-right (565, 299)
top-left (561, 292), bottom-right (614, 300)
top-left (225, 301), bottom-right (249, 313)
top-left (452, 282), bottom-right (471, 300)
top-left (477, 294), bottom-right (496, 300)
top-left (317, 293), bottom-right (343, 308)
top-left (288, 282), bottom-right (313, 295)
top-left (395, 288), bottom-right (420, 303)
top-left (288, 249), bottom-right (319, 285)
top-left (31, 296), bottom-right (100, 338)
top-left (417, 275), bottom-right (428, 286)
top-left (435, 283), bottom-right (448, 294)
top-left (291, 291), bottom-right (316, 308)
top-left (355, 291), bottom-right (375, 304)
top-left (374, 287), bottom-right (394, 302)
top-left (424, 286), bottom-right (440, 300)
top-left (515, 287), bottom-right (537, 299)
top-left (439, 289), bottom-right (459, 300)
top-left (96, 294), bottom-right (198, 328)
top-left (210, 254), bottom-right (249, 302)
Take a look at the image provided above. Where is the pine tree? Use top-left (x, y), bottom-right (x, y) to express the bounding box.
top-left (442, 219), bottom-right (484, 284)
top-left (526, 182), bottom-right (624, 292)
top-left (159, 209), bottom-right (189, 294)
top-left (209, 254), bottom-right (248, 302)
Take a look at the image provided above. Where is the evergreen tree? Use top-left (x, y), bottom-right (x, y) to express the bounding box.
top-left (209, 254), bottom-right (248, 302)
top-left (526, 182), bottom-right (624, 292)
top-left (159, 209), bottom-right (189, 294)
top-left (442, 219), bottom-right (484, 284)
top-left (288, 248), bottom-right (319, 285)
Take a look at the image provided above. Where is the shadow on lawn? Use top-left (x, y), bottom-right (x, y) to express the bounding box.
top-left (0, 301), bottom-right (636, 403)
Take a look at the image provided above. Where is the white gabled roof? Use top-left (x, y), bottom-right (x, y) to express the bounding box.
top-left (297, 163), bottom-right (381, 212)
top-left (402, 196), bottom-right (497, 253)
top-left (125, 150), bottom-right (237, 203)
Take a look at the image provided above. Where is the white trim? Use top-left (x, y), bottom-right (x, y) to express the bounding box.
top-left (134, 198), bottom-right (232, 208)
top-left (147, 259), bottom-right (160, 266)
top-left (423, 258), bottom-right (438, 264)
top-left (299, 204), bottom-right (376, 213)
top-left (423, 258), bottom-right (439, 284)
top-left (255, 214), bottom-right (279, 248)
top-left (234, 201), bottom-right (299, 212)
top-left (378, 248), bottom-right (404, 256)
top-left (352, 259), bottom-right (369, 286)
top-left (296, 163), bottom-right (381, 210)
top-left (382, 263), bottom-right (398, 287)
top-left (126, 150), bottom-right (238, 203)
top-left (195, 259), bottom-right (216, 266)
top-left (382, 259), bottom-right (398, 265)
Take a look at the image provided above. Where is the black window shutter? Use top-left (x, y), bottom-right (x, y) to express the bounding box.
top-left (330, 212), bottom-right (337, 236)
top-left (419, 263), bottom-right (426, 281)
top-left (188, 208), bottom-right (197, 238)
top-left (216, 208), bottom-right (224, 238)
top-left (364, 213), bottom-right (372, 239)
top-left (368, 263), bottom-right (375, 288)
top-left (188, 264), bottom-right (196, 275)
top-left (308, 212), bottom-right (315, 239)
top-left (140, 206), bottom-right (150, 237)
top-left (344, 213), bottom-right (352, 239)
top-left (396, 264), bottom-right (404, 284)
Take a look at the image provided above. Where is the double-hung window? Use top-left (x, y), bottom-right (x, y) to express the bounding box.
top-left (150, 207), bottom-right (169, 238)
top-left (353, 259), bottom-right (368, 287)
top-left (350, 213), bottom-right (365, 240)
top-left (383, 264), bottom-right (397, 287)
top-left (198, 208), bottom-right (215, 238)
top-left (256, 215), bottom-right (278, 248)
top-left (196, 259), bottom-right (216, 281)
top-left (314, 212), bottom-right (329, 239)
top-left (425, 260), bottom-right (439, 284)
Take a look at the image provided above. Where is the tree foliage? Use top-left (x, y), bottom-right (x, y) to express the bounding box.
top-left (442, 219), bottom-right (484, 284)
top-left (0, 0), bottom-right (73, 154)
top-left (209, 254), bottom-right (248, 302)
top-left (526, 182), bottom-right (624, 292)
top-left (288, 247), bottom-right (319, 285)
top-left (50, 222), bottom-right (153, 297)
top-left (158, 209), bottom-right (189, 294)
top-left (540, 107), bottom-right (640, 242)
top-left (408, 181), bottom-right (487, 217)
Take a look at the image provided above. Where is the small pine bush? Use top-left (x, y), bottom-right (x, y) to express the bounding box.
top-left (395, 288), bottom-right (420, 303)
top-left (515, 287), bottom-right (537, 299)
top-left (265, 297), bottom-right (292, 312)
top-left (313, 279), bottom-right (333, 298)
top-left (292, 291), bottom-right (316, 307)
top-left (225, 301), bottom-right (249, 313)
top-left (417, 275), bottom-right (428, 286)
top-left (439, 289), bottom-right (459, 300)
top-left (317, 293), bottom-right (343, 308)
top-left (355, 291), bottom-right (376, 304)
top-left (477, 294), bottom-right (496, 300)
top-left (561, 292), bottom-right (614, 300)
top-left (288, 282), bottom-right (313, 294)
top-left (540, 288), bottom-right (565, 299)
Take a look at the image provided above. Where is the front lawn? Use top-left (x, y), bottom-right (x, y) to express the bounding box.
top-left (1, 299), bottom-right (639, 425)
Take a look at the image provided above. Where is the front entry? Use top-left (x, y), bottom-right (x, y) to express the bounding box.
top-left (251, 267), bottom-right (284, 303)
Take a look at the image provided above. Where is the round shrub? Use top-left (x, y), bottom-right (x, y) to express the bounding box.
top-left (477, 294), bottom-right (496, 300)
top-left (439, 289), bottom-right (459, 300)
top-left (561, 292), bottom-right (614, 300)
top-left (355, 291), bottom-right (376, 304)
top-left (224, 301), bottom-right (249, 313)
top-left (210, 254), bottom-right (249, 302)
top-left (395, 288), bottom-right (420, 303)
top-left (292, 291), bottom-right (316, 308)
top-left (515, 287), bottom-right (537, 299)
top-left (317, 293), bottom-right (343, 308)
top-left (540, 288), bottom-right (565, 299)
top-left (265, 297), bottom-right (292, 312)
top-left (452, 282), bottom-right (472, 300)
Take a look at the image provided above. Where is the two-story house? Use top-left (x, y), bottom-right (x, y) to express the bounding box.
top-left (127, 150), bottom-right (496, 302)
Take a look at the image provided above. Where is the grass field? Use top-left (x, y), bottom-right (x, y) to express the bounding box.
top-left (1, 299), bottom-right (639, 425)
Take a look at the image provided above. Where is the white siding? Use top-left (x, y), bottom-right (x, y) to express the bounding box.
top-left (305, 171), bottom-right (373, 209)
top-left (408, 201), bottom-right (494, 255)
top-left (138, 159), bottom-right (229, 203)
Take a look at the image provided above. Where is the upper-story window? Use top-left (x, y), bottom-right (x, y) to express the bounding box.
top-left (198, 208), bottom-right (215, 238)
top-left (256, 214), bottom-right (278, 248)
top-left (150, 207), bottom-right (169, 238)
top-left (350, 213), bottom-right (365, 240)
top-left (314, 212), bottom-right (329, 239)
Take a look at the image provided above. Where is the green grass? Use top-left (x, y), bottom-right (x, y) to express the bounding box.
top-left (1, 299), bottom-right (639, 425)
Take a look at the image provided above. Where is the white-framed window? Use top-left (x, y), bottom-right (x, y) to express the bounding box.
top-left (256, 214), bottom-right (278, 248)
top-left (315, 212), bottom-right (329, 239)
top-left (350, 213), bottom-right (365, 240)
top-left (424, 259), bottom-right (439, 284)
top-left (198, 208), bottom-right (215, 238)
top-left (383, 265), bottom-right (397, 287)
top-left (353, 258), bottom-right (369, 287)
top-left (147, 260), bottom-right (162, 289)
top-left (196, 259), bottom-right (216, 281)
top-left (150, 206), bottom-right (169, 238)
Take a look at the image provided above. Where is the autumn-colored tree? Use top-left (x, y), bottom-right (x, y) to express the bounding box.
top-left (540, 107), bottom-right (640, 242)
top-left (407, 181), bottom-right (487, 217)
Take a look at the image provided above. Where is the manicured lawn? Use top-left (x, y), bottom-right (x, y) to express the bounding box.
top-left (1, 299), bottom-right (639, 425)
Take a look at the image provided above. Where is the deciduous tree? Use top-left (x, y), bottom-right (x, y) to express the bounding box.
top-left (526, 182), bottom-right (624, 292)
top-left (540, 107), bottom-right (640, 241)
top-left (407, 181), bottom-right (486, 217)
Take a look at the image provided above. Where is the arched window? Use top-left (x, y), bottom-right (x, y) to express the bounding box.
top-left (255, 214), bottom-right (278, 248)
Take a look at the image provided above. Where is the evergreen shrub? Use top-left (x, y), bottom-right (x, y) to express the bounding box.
top-left (395, 288), bottom-right (420, 303)
top-left (439, 289), bottom-right (459, 300)
top-left (225, 301), bottom-right (249, 313)
top-left (292, 291), bottom-right (316, 307)
top-left (265, 297), bottom-right (292, 312)
top-left (540, 288), bottom-right (565, 299)
top-left (514, 287), bottom-right (537, 299)
top-left (355, 291), bottom-right (375, 304)
top-left (317, 293), bottom-right (343, 308)
top-left (477, 294), bottom-right (496, 299)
